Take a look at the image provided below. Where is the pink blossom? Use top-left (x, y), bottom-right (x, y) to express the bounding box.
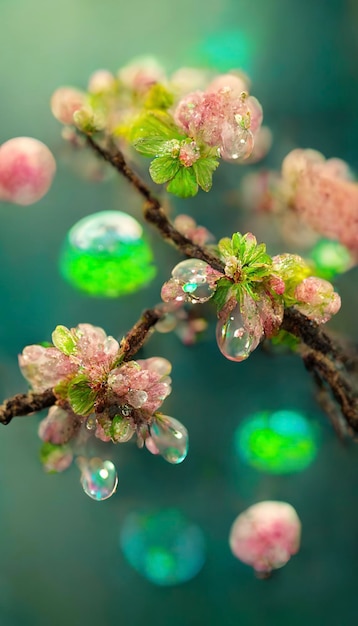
top-left (38, 406), bottom-right (80, 444)
top-left (117, 57), bottom-right (165, 94)
top-left (87, 69), bottom-right (116, 94)
top-left (19, 345), bottom-right (76, 393)
top-left (294, 276), bottom-right (341, 323)
top-left (206, 73), bottom-right (248, 96)
top-left (108, 357), bottom-right (172, 414)
top-left (174, 85), bottom-right (262, 162)
top-left (72, 323), bottom-right (119, 379)
top-left (229, 501), bottom-right (301, 574)
top-left (281, 149), bottom-right (358, 256)
top-left (0, 137), bottom-right (56, 206)
top-left (173, 214), bottom-right (214, 246)
top-left (179, 141), bottom-right (201, 167)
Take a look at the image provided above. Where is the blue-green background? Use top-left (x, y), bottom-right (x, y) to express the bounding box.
top-left (1, 1), bottom-right (358, 624)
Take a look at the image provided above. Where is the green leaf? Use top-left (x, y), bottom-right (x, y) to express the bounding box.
top-left (166, 167), bottom-right (198, 198)
top-left (129, 111), bottom-right (183, 144)
top-left (144, 84), bottom-right (174, 110)
top-left (67, 375), bottom-right (96, 416)
top-left (212, 279), bottom-right (233, 311)
top-left (217, 237), bottom-right (233, 259)
top-left (149, 155), bottom-right (180, 184)
top-left (52, 325), bottom-right (77, 356)
top-left (231, 232), bottom-right (245, 257)
top-left (133, 137), bottom-right (169, 157)
top-left (53, 378), bottom-right (71, 400)
top-left (192, 157), bottom-right (219, 192)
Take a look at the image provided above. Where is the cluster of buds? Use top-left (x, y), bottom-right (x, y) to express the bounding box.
top-left (161, 231), bottom-right (341, 362)
top-left (19, 323), bottom-right (188, 498)
top-left (50, 57), bottom-right (267, 198)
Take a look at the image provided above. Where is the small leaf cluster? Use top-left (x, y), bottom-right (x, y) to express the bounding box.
top-left (129, 111), bottom-right (219, 197)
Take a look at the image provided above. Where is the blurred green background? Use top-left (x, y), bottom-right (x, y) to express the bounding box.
top-left (1, 0), bottom-right (358, 624)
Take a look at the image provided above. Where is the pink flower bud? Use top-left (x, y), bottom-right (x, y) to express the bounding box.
top-left (87, 69), bottom-right (116, 93)
top-left (294, 276), bottom-right (341, 323)
top-left (229, 501), bottom-right (301, 575)
top-left (0, 137), bottom-right (56, 205)
top-left (51, 86), bottom-right (86, 125)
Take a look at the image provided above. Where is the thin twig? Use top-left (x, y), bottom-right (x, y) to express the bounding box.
top-left (1, 135), bottom-right (357, 435)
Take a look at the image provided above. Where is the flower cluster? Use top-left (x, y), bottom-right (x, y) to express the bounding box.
top-left (160, 232), bottom-right (341, 362)
top-left (241, 148), bottom-right (358, 262)
top-left (50, 57), bottom-right (265, 197)
top-left (19, 323), bottom-right (187, 474)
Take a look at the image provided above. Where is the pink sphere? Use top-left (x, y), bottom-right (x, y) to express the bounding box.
top-left (229, 500), bottom-right (301, 574)
top-left (0, 137), bottom-right (56, 205)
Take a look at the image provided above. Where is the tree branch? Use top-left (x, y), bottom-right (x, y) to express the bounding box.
top-left (1, 135), bottom-right (357, 436)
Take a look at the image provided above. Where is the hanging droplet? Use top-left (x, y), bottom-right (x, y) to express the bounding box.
top-left (216, 305), bottom-right (261, 362)
top-left (150, 415), bottom-right (188, 464)
top-left (78, 457), bottom-right (118, 501)
top-left (119, 508), bottom-right (206, 586)
top-left (120, 404), bottom-right (132, 417)
top-left (60, 211), bottom-right (156, 297)
top-left (111, 415), bottom-right (135, 443)
top-left (172, 259), bottom-right (215, 303)
top-left (85, 414), bottom-right (97, 431)
top-left (220, 124), bottom-right (254, 162)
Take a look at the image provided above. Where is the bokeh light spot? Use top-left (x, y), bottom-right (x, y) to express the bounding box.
top-left (193, 31), bottom-right (254, 73)
top-left (119, 509), bottom-right (206, 585)
top-left (309, 239), bottom-right (352, 280)
top-left (235, 410), bottom-right (319, 474)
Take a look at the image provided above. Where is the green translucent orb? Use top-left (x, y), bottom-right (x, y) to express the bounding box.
top-left (235, 410), bottom-right (318, 474)
top-left (310, 239), bottom-right (352, 280)
top-left (60, 211), bottom-right (156, 297)
top-left (119, 509), bottom-right (206, 586)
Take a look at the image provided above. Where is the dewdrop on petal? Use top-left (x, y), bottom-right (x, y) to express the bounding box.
top-left (0, 137), bottom-right (56, 205)
top-left (171, 259), bottom-right (217, 303)
top-left (229, 501), bottom-right (301, 575)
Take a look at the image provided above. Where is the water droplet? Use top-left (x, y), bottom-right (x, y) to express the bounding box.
top-left (216, 305), bottom-right (261, 362)
top-left (119, 509), bottom-right (206, 585)
top-left (120, 404), bottom-right (132, 417)
top-left (150, 415), bottom-right (188, 464)
top-left (85, 414), bottom-right (97, 431)
top-left (111, 415), bottom-right (135, 443)
top-left (60, 211), bottom-right (156, 297)
top-left (78, 457), bottom-right (118, 500)
top-left (220, 125), bottom-right (254, 162)
top-left (172, 259), bottom-right (215, 303)
top-left (126, 389), bottom-right (148, 409)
